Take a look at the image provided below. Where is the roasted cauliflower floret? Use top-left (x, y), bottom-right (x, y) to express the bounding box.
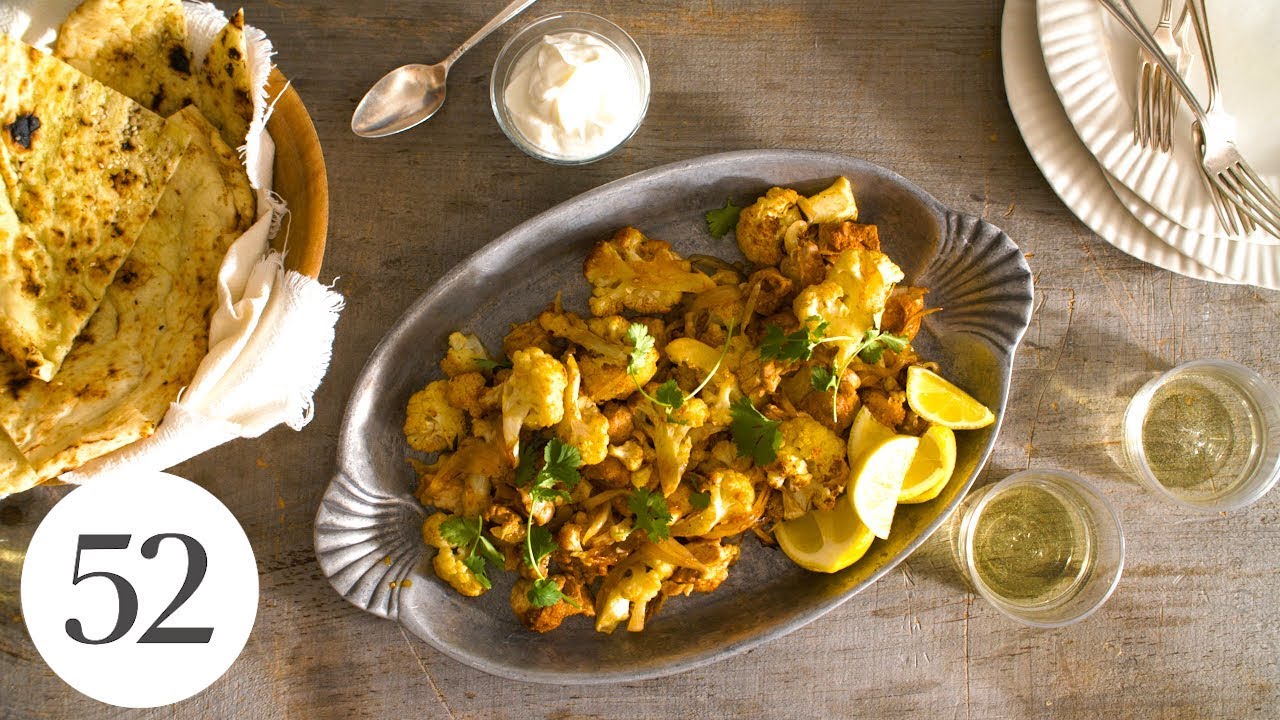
top-left (665, 539), bottom-right (741, 595)
top-left (446, 372), bottom-right (491, 418)
top-left (768, 416), bottom-right (850, 520)
top-left (405, 380), bottom-right (466, 453)
top-left (540, 311), bottom-right (658, 403)
top-left (636, 396), bottom-right (710, 497)
top-left (510, 575), bottom-right (593, 633)
top-left (583, 226), bottom-right (715, 317)
top-left (779, 220), bottom-right (825, 288)
top-left (735, 187), bottom-right (802, 266)
top-left (671, 467), bottom-right (756, 537)
top-left (503, 317), bottom-right (556, 358)
top-left (557, 356), bottom-right (610, 465)
top-left (422, 512), bottom-right (488, 597)
top-left (594, 552), bottom-right (676, 634)
top-left (441, 332), bottom-right (494, 377)
top-left (798, 176), bottom-right (859, 225)
top-left (501, 348), bottom-right (568, 463)
top-left (792, 246), bottom-right (905, 367)
top-left (414, 440), bottom-right (509, 516)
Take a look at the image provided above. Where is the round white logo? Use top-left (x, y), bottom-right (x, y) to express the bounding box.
top-left (20, 472), bottom-right (258, 708)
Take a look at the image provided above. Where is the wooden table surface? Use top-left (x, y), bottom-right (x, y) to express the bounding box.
top-left (3, 0), bottom-right (1278, 717)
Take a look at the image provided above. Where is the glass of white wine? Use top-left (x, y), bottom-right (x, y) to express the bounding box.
top-left (953, 470), bottom-right (1125, 627)
top-left (1123, 360), bottom-right (1280, 513)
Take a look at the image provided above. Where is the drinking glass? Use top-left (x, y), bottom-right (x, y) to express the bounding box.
top-left (952, 469), bottom-right (1125, 628)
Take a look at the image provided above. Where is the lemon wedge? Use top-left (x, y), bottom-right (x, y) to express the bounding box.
top-left (905, 366), bottom-right (995, 430)
top-left (898, 425), bottom-right (956, 503)
top-left (851, 435), bottom-right (919, 539)
top-left (775, 493), bottom-right (876, 573)
top-left (847, 406), bottom-right (896, 464)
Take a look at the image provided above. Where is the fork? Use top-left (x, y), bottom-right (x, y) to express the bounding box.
top-left (1134, 0), bottom-right (1181, 151)
top-left (1183, 0), bottom-right (1261, 237)
top-left (1099, 0), bottom-right (1280, 238)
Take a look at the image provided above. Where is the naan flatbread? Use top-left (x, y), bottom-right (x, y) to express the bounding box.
top-left (197, 9), bottom-right (254, 149)
top-left (0, 106), bottom-right (254, 488)
top-left (0, 33), bottom-right (189, 381)
top-left (0, 428), bottom-right (36, 500)
top-left (53, 0), bottom-right (195, 117)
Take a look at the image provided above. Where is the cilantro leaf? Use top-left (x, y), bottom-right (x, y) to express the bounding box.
top-left (689, 490), bottom-right (712, 511)
top-left (857, 328), bottom-right (910, 363)
top-left (705, 199), bottom-right (743, 238)
top-left (655, 380), bottom-right (686, 410)
top-left (525, 525), bottom-right (557, 569)
top-left (462, 555), bottom-right (493, 590)
top-left (810, 365), bottom-right (839, 393)
top-left (475, 536), bottom-right (504, 567)
top-left (473, 356), bottom-right (512, 371)
top-left (541, 438), bottom-right (582, 489)
top-left (629, 487), bottom-right (673, 541)
top-left (527, 577), bottom-right (570, 609)
top-left (730, 396), bottom-right (782, 466)
top-left (758, 319), bottom-right (827, 362)
top-left (438, 515), bottom-right (482, 547)
top-left (626, 323), bottom-right (655, 375)
top-left (515, 437), bottom-right (545, 487)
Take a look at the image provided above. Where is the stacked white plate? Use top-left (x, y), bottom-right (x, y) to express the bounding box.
top-left (1003, 0), bottom-right (1280, 287)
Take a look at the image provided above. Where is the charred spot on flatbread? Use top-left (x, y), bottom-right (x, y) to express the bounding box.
top-left (5, 114), bottom-right (40, 149)
top-left (54, 0), bottom-right (196, 119)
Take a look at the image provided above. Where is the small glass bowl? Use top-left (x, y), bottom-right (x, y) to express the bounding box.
top-left (952, 470), bottom-right (1125, 628)
top-left (1122, 359), bottom-right (1280, 513)
top-left (490, 11), bottom-right (650, 165)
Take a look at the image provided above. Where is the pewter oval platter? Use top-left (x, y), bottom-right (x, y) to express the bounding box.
top-left (315, 150), bottom-right (1034, 684)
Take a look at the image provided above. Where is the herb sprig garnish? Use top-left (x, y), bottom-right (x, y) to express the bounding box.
top-left (439, 515), bottom-right (504, 590)
top-left (705, 200), bottom-right (743, 238)
top-left (628, 487), bottom-right (673, 541)
top-left (626, 322), bottom-right (734, 417)
top-left (515, 438), bottom-right (583, 608)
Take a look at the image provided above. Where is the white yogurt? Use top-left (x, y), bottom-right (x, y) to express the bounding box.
top-left (502, 31), bottom-right (642, 160)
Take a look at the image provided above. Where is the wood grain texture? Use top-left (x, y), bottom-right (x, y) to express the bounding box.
top-left (2, 0), bottom-right (1278, 718)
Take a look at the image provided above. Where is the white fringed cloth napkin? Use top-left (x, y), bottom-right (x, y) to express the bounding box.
top-left (1, 0), bottom-right (344, 484)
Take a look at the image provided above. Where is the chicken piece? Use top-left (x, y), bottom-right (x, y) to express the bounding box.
top-left (859, 386), bottom-right (908, 431)
top-left (746, 267), bottom-right (794, 316)
top-left (736, 349), bottom-right (790, 402)
top-left (440, 332), bottom-right (494, 377)
top-left (601, 402), bottom-right (634, 443)
top-left (446, 372), bottom-right (491, 418)
top-left (501, 348), bottom-right (568, 464)
top-left (583, 227), bottom-right (716, 317)
top-left (767, 416), bottom-right (850, 520)
top-left (511, 575), bottom-right (593, 633)
top-left (819, 220), bottom-right (880, 255)
top-left (798, 176), bottom-right (859, 225)
top-left (735, 187), bottom-right (802, 266)
top-left (503, 317), bottom-right (557, 358)
top-left (594, 552), bottom-right (676, 634)
top-left (880, 286), bottom-right (929, 341)
top-left (556, 356), bottom-right (610, 465)
top-left (422, 512), bottom-right (488, 597)
top-left (404, 380), bottom-right (466, 453)
top-left (796, 371), bottom-right (860, 434)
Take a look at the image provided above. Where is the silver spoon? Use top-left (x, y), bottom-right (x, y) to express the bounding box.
top-left (351, 0), bottom-right (538, 138)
